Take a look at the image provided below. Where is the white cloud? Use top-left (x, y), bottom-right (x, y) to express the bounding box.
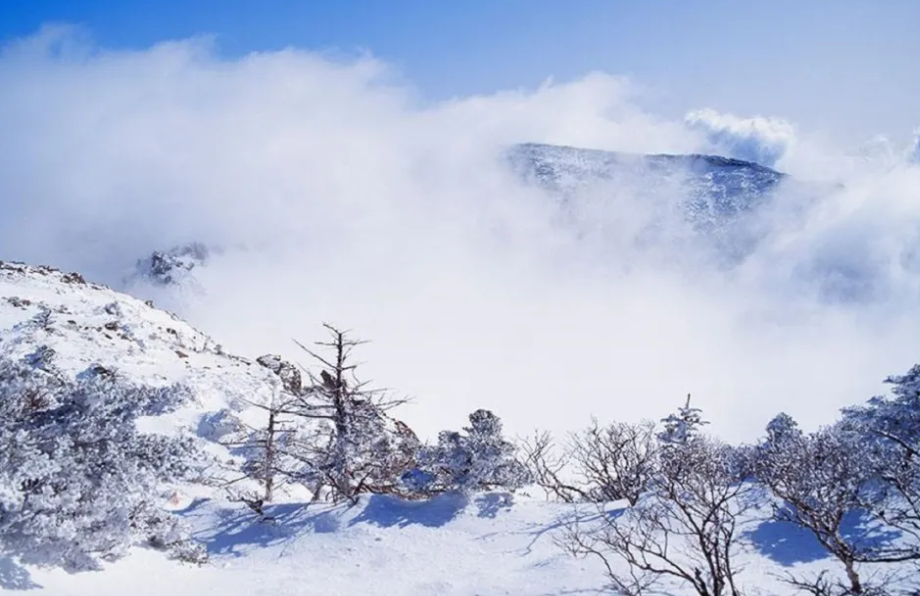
top-left (1, 28), bottom-right (919, 443)
top-left (685, 108), bottom-right (797, 168)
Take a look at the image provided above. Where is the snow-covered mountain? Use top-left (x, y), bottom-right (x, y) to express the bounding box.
top-left (507, 142), bottom-right (794, 264)
top-left (119, 143), bottom-right (793, 298)
top-left (508, 142), bottom-right (785, 213)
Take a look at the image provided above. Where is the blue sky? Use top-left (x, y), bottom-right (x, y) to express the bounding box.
top-left (1, 0), bottom-right (918, 141)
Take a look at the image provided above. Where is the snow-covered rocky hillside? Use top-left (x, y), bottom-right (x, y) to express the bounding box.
top-left (0, 259), bottom-right (277, 417)
top-left (508, 142), bottom-right (785, 210)
top-left (507, 142), bottom-right (801, 265)
top-left (128, 242), bottom-right (212, 288)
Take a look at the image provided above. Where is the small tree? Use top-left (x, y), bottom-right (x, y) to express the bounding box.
top-left (407, 409), bottom-right (530, 495)
top-left (562, 399), bottom-right (754, 596)
top-left (658, 394), bottom-right (709, 446)
top-left (288, 324), bottom-right (418, 503)
top-left (221, 376), bottom-right (305, 514)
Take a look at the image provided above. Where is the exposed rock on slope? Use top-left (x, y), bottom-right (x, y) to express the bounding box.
top-left (130, 242), bottom-right (212, 287)
top-left (0, 260), bottom-right (274, 416)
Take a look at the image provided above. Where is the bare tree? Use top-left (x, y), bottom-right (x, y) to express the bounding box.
top-left (289, 323), bottom-right (417, 503)
top-left (519, 430), bottom-right (585, 503)
top-left (219, 326), bottom-right (419, 506)
top-left (571, 419), bottom-right (659, 506)
top-left (754, 417), bottom-right (918, 596)
top-left (520, 420), bottom-right (659, 506)
top-left (561, 401), bottom-right (755, 596)
top-left (219, 378), bottom-right (306, 514)
top-left (563, 437), bottom-right (754, 596)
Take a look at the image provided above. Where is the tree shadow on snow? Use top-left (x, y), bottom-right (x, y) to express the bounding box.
top-left (511, 502), bottom-right (628, 559)
top-left (475, 492), bottom-right (515, 519)
top-left (745, 518), bottom-right (828, 566)
top-left (349, 492), bottom-right (468, 529)
top-left (197, 492), bottom-right (473, 557)
top-left (746, 507), bottom-right (903, 567)
top-left (195, 502), bottom-right (344, 558)
top-left (0, 556), bottom-right (42, 591)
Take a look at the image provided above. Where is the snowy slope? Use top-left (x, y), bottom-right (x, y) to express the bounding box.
top-left (15, 494), bottom-right (603, 596)
top-left (0, 260), bottom-right (277, 410)
top-left (13, 491), bottom-right (899, 596)
top-left (0, 259), bottom-right (289, 488)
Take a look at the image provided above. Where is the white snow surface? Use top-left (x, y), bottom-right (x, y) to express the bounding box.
top-left (11, 490), bottom-right (896, 596)
top-left (9, 493), bottom-right (839, 596)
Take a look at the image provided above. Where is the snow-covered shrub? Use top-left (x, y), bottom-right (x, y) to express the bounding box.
top-left (841, 365), bottom-right (920, 580)
top-left (0, 356), bottom-right (206, 570)
top-left (753, 413), bottom-right (916, 596)
top-left (406, 409), bottom-right (530, 496)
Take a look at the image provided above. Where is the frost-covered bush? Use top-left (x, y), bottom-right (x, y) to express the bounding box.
top-left (405, 409), bottom-right (530, 495)
top-left (841, 365), bottom-right (920, 580)
top-left (0, 356), bottom-right (206, 570)
top-left (753, 411), bottom-right (920, 596)
top-left (843, 366), bottom-right (920, 514)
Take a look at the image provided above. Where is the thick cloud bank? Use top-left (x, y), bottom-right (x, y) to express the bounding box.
top-left (685, 108), bottom-right (797, 168)
top-left (2, 27), bottom-right (920, 442)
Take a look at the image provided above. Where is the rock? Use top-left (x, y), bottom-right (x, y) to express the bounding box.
top-left (256, 354), bottom-right (303, 394)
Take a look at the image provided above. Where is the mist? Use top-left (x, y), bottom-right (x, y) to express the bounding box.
top-left (2, 27), bottom-right (920, 443)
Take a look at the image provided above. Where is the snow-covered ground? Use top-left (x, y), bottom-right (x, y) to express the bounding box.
top-left (10, 494), bottom-right (598, 596)
top-left (6, 492), bottom-right (852, 596)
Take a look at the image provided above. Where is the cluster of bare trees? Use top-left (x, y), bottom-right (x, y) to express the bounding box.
top-left (223, 324), bottom-right (528, 512)
top-left (220, 326), bottom-right (920, 595)
top-left (523, 383), bottom-right (920, 596)
top-left (222, 324), bottom-right (421, 508)
top-left (524, 397), bottom-right (756, 596)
